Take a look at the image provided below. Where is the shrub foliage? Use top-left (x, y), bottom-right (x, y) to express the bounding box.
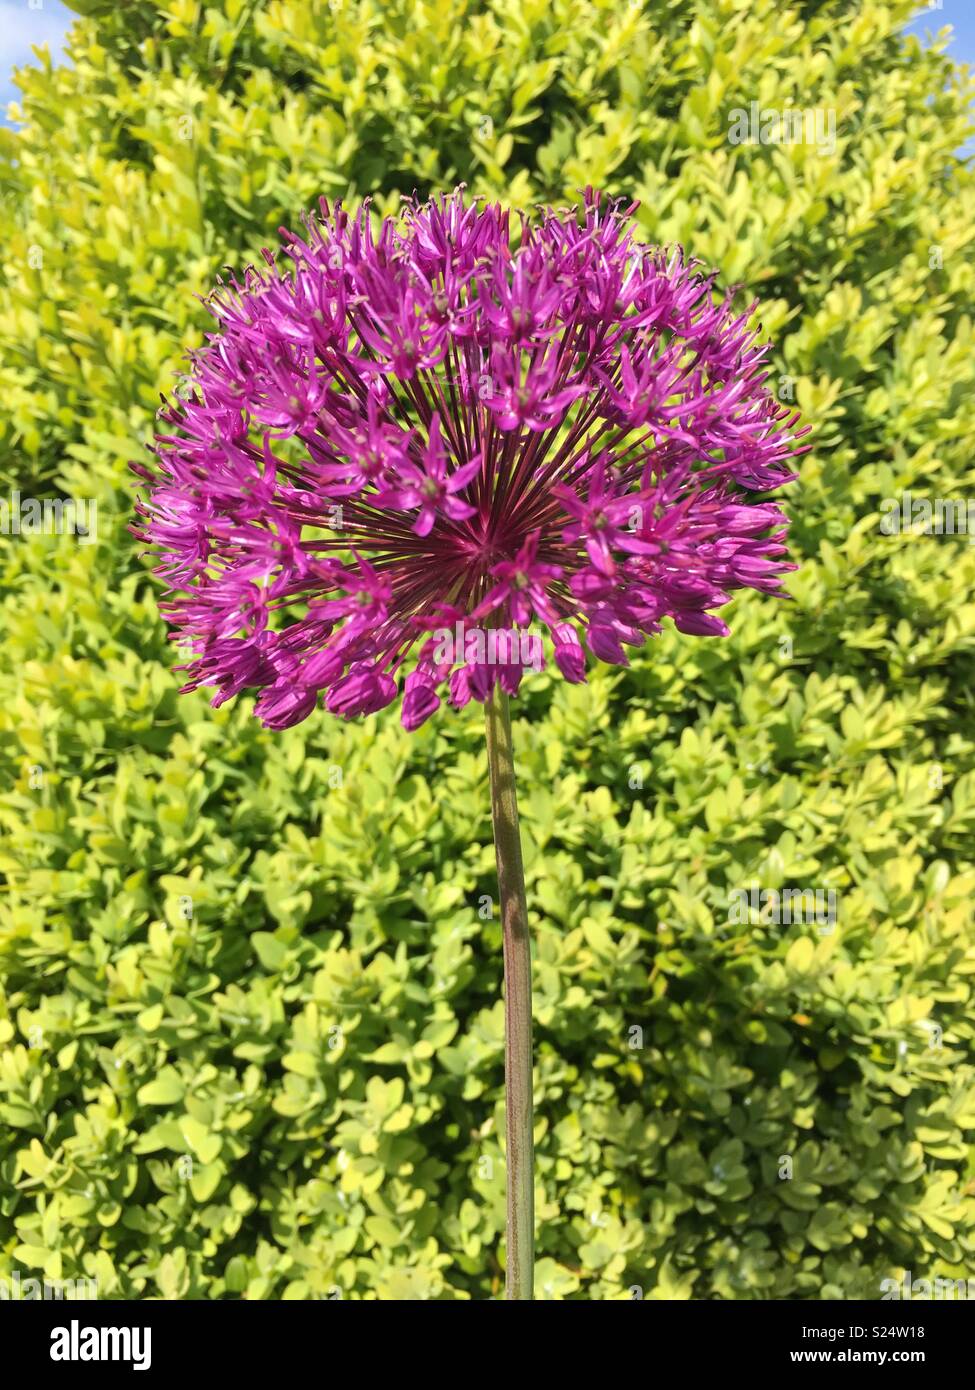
top-left (0, 0), bottom-right (974, 1299)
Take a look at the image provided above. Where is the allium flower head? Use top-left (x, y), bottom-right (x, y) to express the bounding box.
top-left (134, 189), bottom-right (807, 731)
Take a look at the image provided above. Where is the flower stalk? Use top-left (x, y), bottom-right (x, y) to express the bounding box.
top-left (485, 682), bottom-right (534, 1300)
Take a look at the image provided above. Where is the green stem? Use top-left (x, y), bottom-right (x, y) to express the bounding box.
top-left (485, 682), bottom-right (534, 1301)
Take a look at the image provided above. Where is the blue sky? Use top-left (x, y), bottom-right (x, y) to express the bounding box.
top-left (904, 1), bottom-right (975, 56)
top-left (1, 0), bottom-right (974, 126)
top-left (0, 0), bottom-right (74, 118)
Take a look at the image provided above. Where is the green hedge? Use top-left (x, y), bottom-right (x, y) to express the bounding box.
top-left (0, 0), bottom-right (974, 1299)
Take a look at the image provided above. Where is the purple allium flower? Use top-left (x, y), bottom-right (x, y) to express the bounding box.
top-left (134, 188), bottom-right (807, 731)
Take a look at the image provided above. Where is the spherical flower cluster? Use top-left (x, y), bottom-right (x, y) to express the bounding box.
top-left (134, 188), bottom-right (806, 730)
